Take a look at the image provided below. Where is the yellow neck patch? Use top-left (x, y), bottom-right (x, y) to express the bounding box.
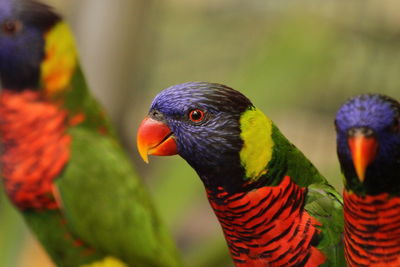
top-left (41, 22), bottom-right (77, 95)
top-left (81, 257), bottom-right (127, 267)
top-left (239, 107), bottom-right (274, 181)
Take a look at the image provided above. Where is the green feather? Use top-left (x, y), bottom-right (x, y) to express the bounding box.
top-left (23, 210), bottom-right (104, 267)
top-left (239, 110), bottom-right (345, 266)
top-left (0, 10), bottom-right (181, 267)
top-left (40, 30), bottom-right (182, 266)
top-left (56, 127), bottom-right (180, 266)
top-left (270, 125), bottom-right (344, 266)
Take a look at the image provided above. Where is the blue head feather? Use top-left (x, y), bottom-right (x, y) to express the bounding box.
top-left (0, 0), bottom-right (60, 90)
top-left (335, 94), bottom-right (400, 195)
top-left (150, 82), bottom-right (253, 192)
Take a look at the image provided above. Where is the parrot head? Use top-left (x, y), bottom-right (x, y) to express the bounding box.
top-left (0, 0), bottom-right (60, 90)
top-left (137, 82), bottom-right (276, 192)
top-left (335, 94), bottom-right (400, 195)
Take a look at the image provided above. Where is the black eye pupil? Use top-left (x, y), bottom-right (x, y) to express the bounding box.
top-left (189, 109), bottom-right (204, 122)
top-left (192, 111), bottom-right (201, 120)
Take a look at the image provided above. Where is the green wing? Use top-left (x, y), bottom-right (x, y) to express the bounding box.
top-left (56, 127), bottom-right (181, 267)
top-left (305, 184), bottom-right (345, 267)
top-left (271, 125), bottom-right (345, 266)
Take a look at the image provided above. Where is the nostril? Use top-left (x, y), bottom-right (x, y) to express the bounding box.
top-left (347, 128), bottom-right (356, 137)
top-left (150, 110), bottom-right (162, 120)
top-left (347, 127), bottom-right (375, 138)
top-left (363, 128), bottom-right (374, 137)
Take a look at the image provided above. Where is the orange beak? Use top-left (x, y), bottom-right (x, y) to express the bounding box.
top-left (136, 116), bottom-right (178, 163)
top-left (348, 131), bottom-right (378, 183)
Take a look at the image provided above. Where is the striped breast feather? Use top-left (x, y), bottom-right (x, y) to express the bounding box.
top-left (208, 176), bottom-right (327, 266)
top-left (344, 191), bottom-right (400, 266)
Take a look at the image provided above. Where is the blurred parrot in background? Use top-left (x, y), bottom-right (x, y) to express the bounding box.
top-left (0, 0), bottom-right (181, 266)
top-left (335, 94), bottom-right (400, 266)
top-left (137, 82), bottom-right (345, 266)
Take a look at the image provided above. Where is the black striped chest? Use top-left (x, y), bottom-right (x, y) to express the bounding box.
top-left (207, 176), bottom-right (326, 267)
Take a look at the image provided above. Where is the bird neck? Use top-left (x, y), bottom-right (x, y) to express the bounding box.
top-left (0, 59), bottom-right (41, 90)
top-left (343, 190), bottom-right (400, 266)
top-left (207, 176), bottom-right (326, 266)
top-left (199, 122), bottom-right (320, 194)
top-left (39, 21), bottom-right (78, 96)
top-left (0, 32), bottom-right (44, 90)
top-left (40, 22), bottom-right (115, 136)
top-left (238, 107), bottom-right (274, 181)
top-left (196, 108), bottom-right (281, 194)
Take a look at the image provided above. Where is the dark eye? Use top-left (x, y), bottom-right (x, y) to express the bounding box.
top-left (2, 20), bottom-right (22, 35)
top-left (188, 109), bottom-right (205, 123)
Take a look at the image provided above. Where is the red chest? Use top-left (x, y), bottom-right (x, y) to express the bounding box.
top-left (207, 176), bottom-right (326, 267)
top-left (344, 191), bottom-right (400, 266)
top-left (0, 90), bottom-right (70, 210)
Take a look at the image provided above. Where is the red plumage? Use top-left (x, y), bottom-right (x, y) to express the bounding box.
top-left (344, 191), bottom-right (400, 266)
top-left (208, 176), bottom-right (326, 266)
top-left (0, 90), bottom-right (70, 210)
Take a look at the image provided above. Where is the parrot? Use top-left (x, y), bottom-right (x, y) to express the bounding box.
top-left (0, 0), bottom-right (181, 266)
top-left (136, 82), bottom-right (345, 266)
top-left (335, 94), bottom-right (400, 267)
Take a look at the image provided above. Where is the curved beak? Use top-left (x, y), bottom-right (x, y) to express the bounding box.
top-left (136, 116), bottom-right (178, 163)
top-left (347, 128), bottom-right (378, 182)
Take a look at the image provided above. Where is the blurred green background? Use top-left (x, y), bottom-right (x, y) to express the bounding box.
top-left (1, 0), bottom-right (400, 266)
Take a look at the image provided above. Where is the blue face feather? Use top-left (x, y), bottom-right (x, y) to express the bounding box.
top-left (0, 0), bottom-right (13, 18)
top-left (149, 82), bottom-right (253, 191)
top-left (0, 0), bottom-right (60, 90)
top-left (335, 94), bottom-right (400, 195)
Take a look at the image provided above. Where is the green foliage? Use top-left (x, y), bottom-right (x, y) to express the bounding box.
top-left (234, 13), bottom-right (338, 109)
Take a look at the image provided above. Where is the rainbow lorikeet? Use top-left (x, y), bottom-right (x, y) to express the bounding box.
top-left (335, 94), bottom-right (400, 266)
top-left (137, 82), bottom-right (345, 266)
top-left (0, 0), bottom-right (181, 266)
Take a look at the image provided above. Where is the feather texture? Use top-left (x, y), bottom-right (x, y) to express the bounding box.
top-left (139, 82), bottom-right (345, 266)
top-left (0, 1), bottom-right (181, 266)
